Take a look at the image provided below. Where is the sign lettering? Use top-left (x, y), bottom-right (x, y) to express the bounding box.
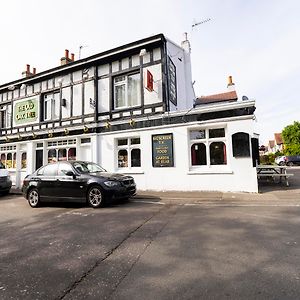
top-left (152, 133), bottom-right (174, 167)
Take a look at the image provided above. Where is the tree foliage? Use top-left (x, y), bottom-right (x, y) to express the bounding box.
top-left (282, 121), bottom-right (300, 155)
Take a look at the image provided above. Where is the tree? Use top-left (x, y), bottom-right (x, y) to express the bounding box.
top-left (282, 121), bottom-right (300, 155)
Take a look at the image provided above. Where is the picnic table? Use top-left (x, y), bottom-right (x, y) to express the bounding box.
top-left (256, 165), bottom-right (294, 186)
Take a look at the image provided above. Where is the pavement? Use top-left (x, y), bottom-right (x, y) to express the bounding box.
top-left (13, 172), bottom-right (300, 204)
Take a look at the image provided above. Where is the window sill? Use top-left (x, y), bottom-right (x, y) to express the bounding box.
top-left (188, 167), bottom-right (233, 175)
top-left (116, 169), bottom-right (144, 175)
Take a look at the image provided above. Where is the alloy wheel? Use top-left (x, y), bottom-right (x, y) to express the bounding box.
top-left (28, 189), bottom-right (39, 207)
top-left (88, 187), bottom-right (103, 208)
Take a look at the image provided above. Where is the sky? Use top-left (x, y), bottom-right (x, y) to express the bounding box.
top-left (0, 0), bottom-right (299, 145)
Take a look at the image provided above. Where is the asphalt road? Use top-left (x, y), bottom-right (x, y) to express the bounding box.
top-left (1, 169), bottom-right (300, 300)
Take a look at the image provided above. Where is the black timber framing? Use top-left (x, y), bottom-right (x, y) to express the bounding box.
top-left (0, 106), bottom-right (255, 144)
top-left (0, 34), bottom-right (169, 137)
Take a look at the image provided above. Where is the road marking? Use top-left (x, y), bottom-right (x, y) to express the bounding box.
top-left (133, 200), bottom-right (300, 207)
top-left (184, 203), bottom-right (300, 207)
top-left (131, 200), bottom-right (166, 205)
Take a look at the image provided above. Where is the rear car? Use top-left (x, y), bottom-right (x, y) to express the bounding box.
top-left (0, 162), bottom-right (12, 195)
top-left (275, 156), bottom-right (287, 166)
top-left (22, 161), bottom-right (136, 208)
top-left (285, 155), bottom-right (300, 166)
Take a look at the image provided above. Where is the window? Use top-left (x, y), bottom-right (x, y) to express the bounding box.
top-left (48, 149), bottom-right (57, 163)
top-left (191, 143), bottom-right (207, 165)
top-left (58, 162), bottom-right (73, 176)
top-left (42, 164), bottom-right (57, 176)
top-left (210, 142), bottom-right (227, 165)
top-left (43, 92), bottom-right (60, 121)
top-left (232, 132), bottom-right (250, 157)
top-left (114, 73), bottom-right (141, 108)
top-left (0, 106), bottom-right (11, 128)
top-left (37, 164), bottom-right (58, 176)
top-left (190, 128), bottom-right (227, 167)
top-left (48, 147), bottom-right (76, 163)
top-left (117, 137), bottom-right (141, 169)
top-left (0, 109), bottom-right (6, 128)
top-left (68, 148), bottom-right (76, 160)
top-left (21, 153), bottom-right (27, 169)
top-left (58, 149), bottom-right (67, 161)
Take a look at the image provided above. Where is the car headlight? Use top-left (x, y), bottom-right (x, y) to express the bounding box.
top-left (104, 181), bottom-right (119, 187)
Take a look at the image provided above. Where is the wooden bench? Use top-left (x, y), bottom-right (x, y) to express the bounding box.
top-left (257, 173), bottom-right (294, 186)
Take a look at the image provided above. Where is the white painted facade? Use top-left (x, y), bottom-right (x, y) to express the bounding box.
top-left (0, 34), bottom-right (259, 193)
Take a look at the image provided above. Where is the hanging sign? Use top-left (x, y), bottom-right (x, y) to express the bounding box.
top-left (152, 133), bottom-right (174, 167)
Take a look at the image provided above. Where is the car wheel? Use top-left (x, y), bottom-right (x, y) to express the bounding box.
top-left (28, 188), bottom-right (40, 208)
top-left (287, 162), bottom-right (294, 166)
top-left (279, 162), bottom-right (284, 166)
top-left (1, 189), bottom-right (10, 195)
top-left (87, 186), bottom-right (104, 208)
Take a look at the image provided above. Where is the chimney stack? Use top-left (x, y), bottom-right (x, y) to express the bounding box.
top-left (22, 64), bottom-right (36, 78)
top-left (227, 75), bottom-right (235, 91)
top-left (61, 49), bottom-right (74, 65)
top-left (181, 32), bottom-right (191, 53)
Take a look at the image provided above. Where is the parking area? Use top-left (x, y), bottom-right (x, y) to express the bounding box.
top-left (0, 168), bottom-right (300, 299)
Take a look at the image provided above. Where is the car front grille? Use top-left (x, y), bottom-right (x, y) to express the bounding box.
top-left (0, 177), bottom-right (7, 182)
top-left (121, 178), bottom-right (135, 186)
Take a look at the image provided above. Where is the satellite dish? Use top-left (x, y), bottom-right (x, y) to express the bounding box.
top-left (242, 95), bottom-right (249, 101)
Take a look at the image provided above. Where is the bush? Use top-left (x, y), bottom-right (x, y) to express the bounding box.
top-left (260, 153), bottom-right (276, 165)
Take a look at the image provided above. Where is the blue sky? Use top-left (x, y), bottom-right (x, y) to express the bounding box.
top-left (1, 0), bottom-right (299, 144)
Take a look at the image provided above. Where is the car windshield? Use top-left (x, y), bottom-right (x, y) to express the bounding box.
top-left (72, 162), bottom-right (106, 174)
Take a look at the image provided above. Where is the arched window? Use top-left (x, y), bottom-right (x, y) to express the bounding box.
top-left (210, 142), bottom-right (227, 165)
top-left (118, 149), bottom-right (128, 168)
top-left (48, 149), bottom-right (57, 163)
top-left (68, 148), bottom-right (76, 160)
top-left (21, 152), bottom-right (27, 169)
top-left (13, 153), bottom-right (17, 168)
top-left (58, 149), bottom-right (67, 161)
top-left (6, 153), bottom-right (12, 168)
top-left (131, 149), bottom-right (141, 167)
top-left (191, 143), bottom-right (207, 165)
top-left (232, 132), bottom-right (250, 157)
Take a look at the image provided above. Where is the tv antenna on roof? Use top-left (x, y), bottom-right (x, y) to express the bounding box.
top-left (79, 45), bottom-right (88, 59)
top-left (192, 18), bottom-right (211, 29)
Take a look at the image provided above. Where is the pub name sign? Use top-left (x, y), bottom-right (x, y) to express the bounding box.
top-left (152, 133), bottom-right (174, 167)
top-left (14, 98), bottom-right (38, 125)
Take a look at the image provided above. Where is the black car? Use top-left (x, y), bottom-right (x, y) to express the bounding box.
top-left (285, 155), bottom-right (300, 166)
top-left (22, 161), bottom-right (136, 208)
top-left (0, 161), bottom-right (12, 194)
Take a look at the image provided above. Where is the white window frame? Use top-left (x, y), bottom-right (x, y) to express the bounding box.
top-left (113, 72), bottom-right (141, 109)
top-left (189, 127), bottom-right (230, 173)
top-left (116, 137), bottom-right (141, 170)
top-left (43, 92), bottom-right (60, 121)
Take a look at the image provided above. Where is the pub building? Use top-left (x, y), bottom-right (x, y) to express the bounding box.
top-left (0, 33), bottom-right (259, 193)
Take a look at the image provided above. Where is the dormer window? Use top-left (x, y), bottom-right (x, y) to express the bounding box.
top-left (114, 72), bottom-right (141, 109)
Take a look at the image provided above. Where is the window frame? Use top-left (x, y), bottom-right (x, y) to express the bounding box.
top-left (113, 71), bottom-right (141, 109)
top-left (42, 91), bottom-right (60, 121)
top-left (116, 136), bottom-right (141, 170)
top-left (189, 127), bottom-right (228, 170)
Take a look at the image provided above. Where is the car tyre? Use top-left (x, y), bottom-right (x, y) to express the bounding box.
top-left (287, 162), bottom-right (294, 166)
top-left (279, 162), bottom-right (284, 166)
top-left (28, 188), bottom-right (40, 208)
top-left (87, 186), bottom-right (104, 208)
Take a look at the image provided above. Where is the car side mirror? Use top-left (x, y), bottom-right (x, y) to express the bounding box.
top-left (64, 170), bottom-right (76, 178)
